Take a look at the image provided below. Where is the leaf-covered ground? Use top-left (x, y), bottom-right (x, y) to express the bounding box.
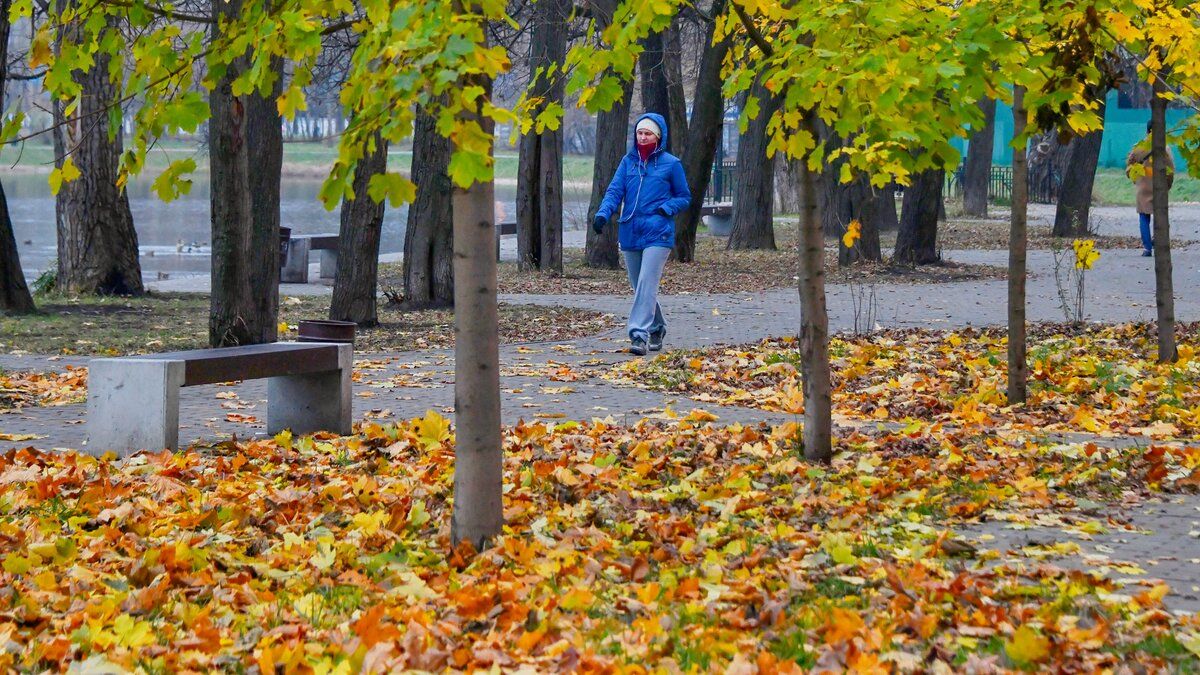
top-left (0, 367), bottom-right (88, 411)
top-left (0, 293), bottom-right (615, 356)
top-left (617, 322), bottom-right (1200, 439)
top-left (0, 415), bottom-right (1197, 672)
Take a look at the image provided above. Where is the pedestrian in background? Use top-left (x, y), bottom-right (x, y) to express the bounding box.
top-left (1126, 120), bottom-right (1175, 257)
top-left (593, 113), bottom-right (691, 355)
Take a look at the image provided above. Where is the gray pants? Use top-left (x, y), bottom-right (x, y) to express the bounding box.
top-left (623, 246), bottom-right (669, 341)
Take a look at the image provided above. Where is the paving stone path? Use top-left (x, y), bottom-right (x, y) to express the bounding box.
top-left (3, 202), bottom-right (1200, 612)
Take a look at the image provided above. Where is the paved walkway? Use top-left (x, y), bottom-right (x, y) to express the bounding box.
top-left (3, 205), bottom-right (1200, 612)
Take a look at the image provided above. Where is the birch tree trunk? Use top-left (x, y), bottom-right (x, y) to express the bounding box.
top-left (330, 134), bottom-right (388, 325)
top-left (1007, 86), bottom-right (1029, 404)
top-left (450, 73), bottom-right (502, 549)
top-left (1151, 67), bottom-right (1176, 363)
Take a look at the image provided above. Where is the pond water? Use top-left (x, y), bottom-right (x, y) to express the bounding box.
top-left (5, 172), bottom-right (593, 282)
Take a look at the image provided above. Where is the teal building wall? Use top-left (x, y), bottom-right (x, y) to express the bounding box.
top-left (951, 90), bottom-right (1190, 171)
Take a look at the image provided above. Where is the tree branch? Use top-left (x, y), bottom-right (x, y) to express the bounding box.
top-left (731, 0), bottom-right (773, 57)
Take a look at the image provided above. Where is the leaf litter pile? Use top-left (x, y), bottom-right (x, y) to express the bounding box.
top-left (0, 367), bottom-right (87, 410)
top-left (1, 408), bottom-right (1198, 672)
top-left (618, 322), bottom-right (1200, 439)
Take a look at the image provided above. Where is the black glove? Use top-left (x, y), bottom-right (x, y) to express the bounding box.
top-left (592, 215), bottom-right (606, 234)
top-left (656, 207), bottom-right (671, 217)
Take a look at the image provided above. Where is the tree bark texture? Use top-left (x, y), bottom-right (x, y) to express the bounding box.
top-left (1151, 68), bottom-right (1176, 363)
top-left (450, 74), bottom-right (503, 550)
top-left (1007, 86), bottom-right (1029, 405)
top-left (673, 0), bottom-right (731, 263)
top-left (1052, 93), bottom-right (1106, 236)
top-left (794, 131), bottom-right (832, 462)
top-left (0, 0), bottom-right (35, 314)
top-left (823, 174), bottom-right (884, 266)
top-left (893, 169), bottom-right (944, 265)
top-left (403, 109), bottom-right (455, 307)
top-left (962, 97), bottom-right (996, 218)
top-left (728, 78), bottom-right (780, 250)
top-left (51, 12), bottom-right (143, 296)
top-left (585, 84), bottom-right (630, 267)
top-left (639, 23), bottom-right (687, 155)
top-left (207, 0), bottom-right (281, 347)
top-left (515, 0), bottom-right (568, 273)
top-left (330, 134), bottom-right (388, 326)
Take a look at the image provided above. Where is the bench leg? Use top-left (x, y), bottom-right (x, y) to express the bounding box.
top-left (86, 360), bottom-right (185, 457)
top-left (266, 344), bottom-right (353, 436)
top-left (318, 249), bottom-right (338, 279)
top-left (281, 238), bottom-right (311, 283)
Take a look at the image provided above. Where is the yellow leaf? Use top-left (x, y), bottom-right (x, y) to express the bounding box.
top-left (560, 587), bottom-right (595, 611)
top-left (1004, 625), bottom-right (1050, 665)
top-left (3, 555), bottom-right (31, 575)
top-left (842, 219), bottom-right (862, 248)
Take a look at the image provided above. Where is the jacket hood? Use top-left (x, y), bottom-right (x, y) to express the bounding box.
top-left (631, 112), bottom-right (668, 158)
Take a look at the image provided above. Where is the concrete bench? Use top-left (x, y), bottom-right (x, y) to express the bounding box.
top-left (86, 342), bottom-right (352, 457)
top-left (495, 220), bottom-right (516, 262)
top-left (281, 234), bottom-right (339, 283)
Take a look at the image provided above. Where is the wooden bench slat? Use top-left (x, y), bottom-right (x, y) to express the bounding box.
top-left (126, 343), bottom-right (343, 387)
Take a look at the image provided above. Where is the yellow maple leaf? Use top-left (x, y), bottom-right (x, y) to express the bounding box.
top-left (842, 219), bottom-right (862, 248)
top-left (1004, 625), bottom-right (1050, 665)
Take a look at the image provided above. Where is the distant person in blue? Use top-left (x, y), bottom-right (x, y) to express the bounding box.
top-left (1126, 120), bottom-right (1175, 257)
top-left (592, 113), bottom-right (691, 356)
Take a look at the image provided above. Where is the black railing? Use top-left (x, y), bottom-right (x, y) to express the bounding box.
top-left (706, 160), bottom-right (737, 203)
top-left (945, 164), bottom-right (1060, 204)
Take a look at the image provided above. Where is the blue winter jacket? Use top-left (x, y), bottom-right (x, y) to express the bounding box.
top-left (596, 112), bottom-right (692, 251)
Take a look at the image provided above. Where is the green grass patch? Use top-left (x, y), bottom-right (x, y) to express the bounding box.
top-left (1092, 167), bottom-right (1200, 206)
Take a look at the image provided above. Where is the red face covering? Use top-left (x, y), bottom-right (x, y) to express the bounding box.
top-left (637, 138), bottom-right (657, 162)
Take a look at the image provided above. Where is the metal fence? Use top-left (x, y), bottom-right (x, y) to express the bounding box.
top-left (706, 160), bottom-right (737, 203)
top-left (944, 165), bottom-right (1060, 204)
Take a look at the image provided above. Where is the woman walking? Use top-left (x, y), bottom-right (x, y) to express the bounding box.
top-left (592, 113), bottom-right (691, 355)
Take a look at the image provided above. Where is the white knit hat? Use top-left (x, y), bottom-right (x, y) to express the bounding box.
top-left (635, 117), bottom-right (662, 139)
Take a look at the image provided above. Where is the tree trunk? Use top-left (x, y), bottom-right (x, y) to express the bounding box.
top-left (403, 109), bottom-right (455, 308)
top-left (450, 71), bottom-right (502, 550)
top-left (207, 0), bottom-right (280, 347)
top-left (674, 0), bottom-right (730, 263)
top-left (962, 97), bottom-right (996, 218)
top-left (0, 0), bottom-right (35, 314)
top-left (1008, 86), bottom-right (1028, 404)
top-left (638, 26), bottom-right (686, 156)
top-left (515, 0), bottom-right (568, 273)
top-left (797, 115), bottom-right (832, 462)
top-left (826, 175), bottom-right (884, 266)
top-left (1151, 67), bottom-right (1175, 363)
top-left (52, 13), bottom-right (143, 296)
top-left (728, 78), bottom-right (779, 250)
top-left (893, 168), bottom-right (944, 265)
top-left (585, 0), bottom-right (630, 270)
top-left (330, 133), bottom-right (388, 326)
top-left (878, 184), bottom-right (899, 231)
top-left (1053, 92), bottom-right (1106, 236)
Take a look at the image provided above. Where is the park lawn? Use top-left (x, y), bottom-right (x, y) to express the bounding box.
top-left (0, 415), bottom-right (1197, 671)
top-left (0, 292), bottom-right (616, 357)
top-left (1092, 167), bottom-right (1200, 205)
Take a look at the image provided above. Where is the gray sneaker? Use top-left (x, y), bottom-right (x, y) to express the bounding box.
top-left (649, 331), bottom-right (664, 352)
top-left (630, 337), bottom-right (648, 356)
